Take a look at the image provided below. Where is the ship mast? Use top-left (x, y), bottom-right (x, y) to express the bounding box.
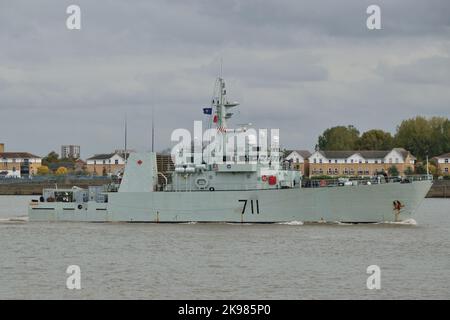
top-left (214, 78), bottom-right (239, 133)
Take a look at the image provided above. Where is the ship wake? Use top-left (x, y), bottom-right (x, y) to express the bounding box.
top-left (276, 221), bottom-right (304, 226)
top-left (0, 216), bottom-right (29, 223)
top-left (377, 218), bottom-right (418, 226)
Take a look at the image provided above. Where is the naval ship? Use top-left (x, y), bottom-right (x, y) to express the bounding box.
top-left (28, 78), bottom-right (432, 223)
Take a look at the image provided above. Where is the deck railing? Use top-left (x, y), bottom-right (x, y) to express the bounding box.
top-left (302, 174), bottom-right (432, 188)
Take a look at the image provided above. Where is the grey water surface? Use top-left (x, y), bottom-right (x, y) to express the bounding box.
top-left (0, 196), bottom-right (449, 299)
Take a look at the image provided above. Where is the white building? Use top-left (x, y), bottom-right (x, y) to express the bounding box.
top-left (61, 145), bottom-right (81, 159)
top-left (86, 152), bottom-right (126, 176)
top-left (308, 148), bottom-right (416, 177)
top-left (436, 153), bottom-right (450, 175)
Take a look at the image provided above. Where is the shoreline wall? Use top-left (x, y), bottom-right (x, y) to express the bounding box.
top-left (426, 180), bottom-right (450, 198)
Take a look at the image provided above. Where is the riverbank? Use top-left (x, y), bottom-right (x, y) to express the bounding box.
top-left (426, 179), bottom-right (450, 198)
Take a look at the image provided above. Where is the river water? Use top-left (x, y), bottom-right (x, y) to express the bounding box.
top-left (0, 196), bottom-right (449, 299)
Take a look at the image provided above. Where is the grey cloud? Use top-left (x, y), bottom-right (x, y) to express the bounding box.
top-left (377, 55), bottom-right (450, 84)
top-left (0, 0), bottom-right (449, 157)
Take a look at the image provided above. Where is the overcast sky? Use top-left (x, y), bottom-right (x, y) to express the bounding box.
top-left (1, 0), bottom-right (449, 158)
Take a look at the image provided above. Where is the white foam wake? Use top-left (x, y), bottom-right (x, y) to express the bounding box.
top-left (379, 218), bottom-right (418, 226)
top-left (277, 220), bottom-right (304, 226)
top-left (0, 216), bottom-right (29, 223)
top-left (335, 221), bottom-right (354, 226)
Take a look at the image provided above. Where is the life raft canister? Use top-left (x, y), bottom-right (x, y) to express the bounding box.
top-left (268, 175), bottom-right (277, 185)
top-left (261, 175), bottom-right (267, 182)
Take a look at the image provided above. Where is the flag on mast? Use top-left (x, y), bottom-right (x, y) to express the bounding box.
top-left (203, 108), bottom-right (213, 115)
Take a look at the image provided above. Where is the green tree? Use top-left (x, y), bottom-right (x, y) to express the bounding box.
top-left (357, 129), bottom-right (394, 150)
top-left (404, 166), bottom-right (414, 175)
top-left (415, 162), bottom-right (427, 174)
top-left (429, 117), bottom-right (450, 157)
top-left (394, 116), bottom-right (450, 160)
top-left (317, 125), bottom-right (360, 150)
top-left (42, 151), bottom-right (60, 167)
top-left (388, 165), bottom-right (399, 176)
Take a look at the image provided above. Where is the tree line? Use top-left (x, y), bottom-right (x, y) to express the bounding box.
top-left (316, 116), bottom-right (450, 161)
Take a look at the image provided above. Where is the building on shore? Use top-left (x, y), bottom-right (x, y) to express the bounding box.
top-left (86, 151), bottom-right (174, 178)
top-left (283, 150), bottom-right (312, 176)
top-left (61, 145), bottom-right (81, 159)
top-left (86, 152), bottom-right (127, 176)
top-left (0, 151), bottom-right (42, 177)
top-left (435, 153), bottom-right (450, 175)
top-left (308, 148), bottom-right (416, 177)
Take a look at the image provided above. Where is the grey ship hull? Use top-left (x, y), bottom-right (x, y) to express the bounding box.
top-left (29, 180), bottom-right (431, 223)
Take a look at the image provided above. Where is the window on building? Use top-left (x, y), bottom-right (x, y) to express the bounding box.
top-left (359, 160), bottom-right (362, 164)
top-left (103, 160), bottom-right (106, 165)
top-left (335, 160), bottom-right (338, 163)
top-left (94, 160), bottom-right (96, 165)
top-left (319, 159), bottom-right (322, 164)
top-left (445, 168), bottom-right (448, 173)
top-left (365, 160), bottom-right (368, 164)
top-left (344, 168), bottom-right (349, 175)
top-left (395, 158), bottom-right (399, 163)
top-left (314, 159), bottom-right (317, 163)
top-left (389, 158), bottom-right (392, 163)
top-left (334, 168), bottom-right (338, 174)
top-left (445, 159), bottom-right (449, 164)
top-left (329, 160), bottom-right (331, 163)
top-left (375, 160), bottom-right (378, 164)
top-left (115, 159), bottom-right (119, 165)
top-left (319, 168), bottom-right (323, 174)
top-left (351, 159), bottom-right (354, 163)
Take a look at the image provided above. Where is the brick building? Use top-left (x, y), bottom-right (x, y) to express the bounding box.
top-left (284, 150), bottom-right (311, 176)
top-left (308, 148), bottom-right (416, 177)
top-left (435, 153), bottom-right (450, 175)
top-left (0, 152), bottom-right (42, 177)
top-left (86, 152), bottom-right (126, 176)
